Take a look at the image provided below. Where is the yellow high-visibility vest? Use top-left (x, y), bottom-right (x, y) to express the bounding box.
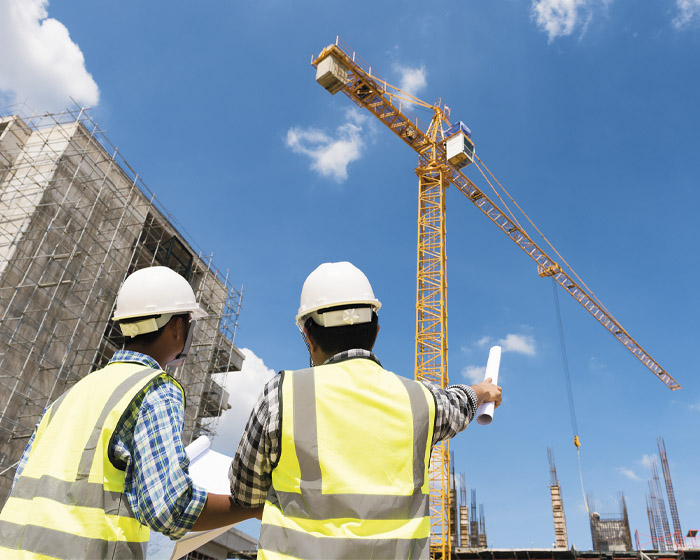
top-left (0, 362), bottom-right (184, 560)
top-left (259, 357), bottom-right (435, 560)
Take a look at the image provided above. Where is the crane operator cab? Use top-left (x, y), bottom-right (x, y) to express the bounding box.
top-left (445, 121), bottom-right (475, 169)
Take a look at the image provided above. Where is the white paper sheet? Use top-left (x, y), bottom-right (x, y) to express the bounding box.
top-left (476, 345), bottom-right (501, 425)
top-left (147, 436), bottom-right (236, 560)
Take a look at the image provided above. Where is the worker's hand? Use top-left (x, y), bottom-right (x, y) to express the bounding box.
top-left (471, 377), bottom-right (503, 408)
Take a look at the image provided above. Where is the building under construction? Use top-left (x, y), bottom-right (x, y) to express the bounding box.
top-left (450, 467), bottom-right (488, 553)
top-left (548, 448), bottom-right (569, 550)
top-left (587, 494), bottom-right (633, 552)
top-left (643, 437), bottom-right (684, 552)
top-left (0, 109), bottom-right (244, 503)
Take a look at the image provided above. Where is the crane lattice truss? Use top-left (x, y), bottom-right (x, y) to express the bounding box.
top-left (416, 163), bottom-right (451, 556)
top-left (311, 36), bottom-right (680, 558)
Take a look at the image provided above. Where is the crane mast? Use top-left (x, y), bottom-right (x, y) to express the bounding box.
top-left (314, 39), bottom-right (455, 557)
top-left (311, 35), bottom-right (681, 559)
top-left (415, 109), bottom-right (452, 558)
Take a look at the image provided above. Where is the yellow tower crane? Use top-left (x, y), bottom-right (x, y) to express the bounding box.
top-left (311, 36), bottom-right (681, 559)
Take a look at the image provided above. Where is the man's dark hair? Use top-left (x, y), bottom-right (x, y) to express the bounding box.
top-left (121, 313), bottom-right (188, 347)
top-left (305, 307), bottom-right (378, 356)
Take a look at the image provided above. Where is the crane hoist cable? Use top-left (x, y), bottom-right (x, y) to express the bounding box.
top-left (551, 278), bottom-right (590, 515)
top-left (476, 154), bottom-right (615, 322)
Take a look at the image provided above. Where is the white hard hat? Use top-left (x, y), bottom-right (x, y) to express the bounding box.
top-left (296, 262), bottom-right (381, 328)
top-left (113, 266), bottom-right (207, 337)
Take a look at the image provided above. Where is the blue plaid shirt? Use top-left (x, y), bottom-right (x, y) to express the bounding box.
top-left (13, 350), bottom-right (207, 540)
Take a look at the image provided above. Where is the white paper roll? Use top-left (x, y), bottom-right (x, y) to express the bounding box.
top-left (476, 345), bottom-right (501, 425)
top-left (185, 435), bottom-right (211, 464)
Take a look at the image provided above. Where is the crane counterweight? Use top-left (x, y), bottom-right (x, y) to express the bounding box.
top-left (315, 54), bottom-right (347, 95)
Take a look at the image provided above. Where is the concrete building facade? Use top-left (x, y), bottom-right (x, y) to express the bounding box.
top-left (0, 109), bottom-right (244, 503)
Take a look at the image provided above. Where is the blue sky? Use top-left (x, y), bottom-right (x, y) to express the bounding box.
top-left (1, 0), bottom-right (698, 550)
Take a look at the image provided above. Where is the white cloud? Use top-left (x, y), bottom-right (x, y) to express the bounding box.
top-left (497, 333), bottom-right (536, 356)
top-left (617, 467), bottom-right (642, 481)
top-left (476, 336), bottom-right (492, 348)
top-left (640, 454), bottom-right (657, 468)
top-left (208, 348), bottom-right (275, 453)
top-left (462, 333), bottom-right (535, 381)
top-left (0, 0), bottom-right (99, 111)
top-left (462, 365), bottom-right (486, 383)
top-left (531, 0), bottom-right (589, 41)
top-left (674, 0), bottom-right (700, 27)
top-left (691, 401), bottom-right (700, 411)
top-left (286, 109), bottom-right (369, 183)
top-left (471, 333), bottom-right (535, 355)
top-left (588, 356), bottom-right (607, 371)
top-left (394, 64), bottom-right (427, 99)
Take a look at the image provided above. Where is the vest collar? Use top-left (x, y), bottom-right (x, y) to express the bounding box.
top-left (323, 349), bottom-right (382, 368)
top-left (108, 349), bottom-right (161, 371)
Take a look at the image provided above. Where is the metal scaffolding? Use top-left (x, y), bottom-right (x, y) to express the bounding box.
top-left (0, 109), bottom-right (244, 502)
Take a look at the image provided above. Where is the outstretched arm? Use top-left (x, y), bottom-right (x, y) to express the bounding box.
top-left (422, 377), bottom-right (503, 446)
top-left (192, 494), bottom-right (262, 531)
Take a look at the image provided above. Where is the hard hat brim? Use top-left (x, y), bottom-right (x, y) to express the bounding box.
top-left (114, 304), bottom-right (207, 322)
top-left (295, 299), bottom-right (381, 328)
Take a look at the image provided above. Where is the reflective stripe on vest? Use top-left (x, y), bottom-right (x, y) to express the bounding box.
top-left (258, 359), bottom-right (435, 560)
top-left (0, 362), bottom-right (182, 560)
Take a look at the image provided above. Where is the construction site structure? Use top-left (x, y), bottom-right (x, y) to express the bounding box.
top-left (587, 493), bottom-right (633, 552)
top-left (643, 439), bottom-right (684, 552)
top-left (459, 474), bottom-right (470, 548)
top-left (479, 504), bottom-right (487, 548)
top-left (470, 489), bottom-right (479, 548)
top-left (450, 454), bottom-right (459, 550)
top-left (648, 477), bottom-right (669, 552)
top-left (465, 488), bottom-right (489, 549)
top-left (645, 495), bottom-right (661, 551)
top-left (651, 458), bottom-right (674, 551)
top-left (548, 448), bottom-right (569, 549)
top-left (0, 109), bottom-right (244, 503)
top-left (658, 437), bottom-right (683, 549)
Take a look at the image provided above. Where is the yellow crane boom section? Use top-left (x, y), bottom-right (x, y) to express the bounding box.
top-left (312, 38), bottom-right (680, 391)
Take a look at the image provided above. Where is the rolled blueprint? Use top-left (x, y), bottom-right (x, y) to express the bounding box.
top-left (185, 435), bottom-right (211, 464)
top-left (476, 345), bottom-right (501, 425)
